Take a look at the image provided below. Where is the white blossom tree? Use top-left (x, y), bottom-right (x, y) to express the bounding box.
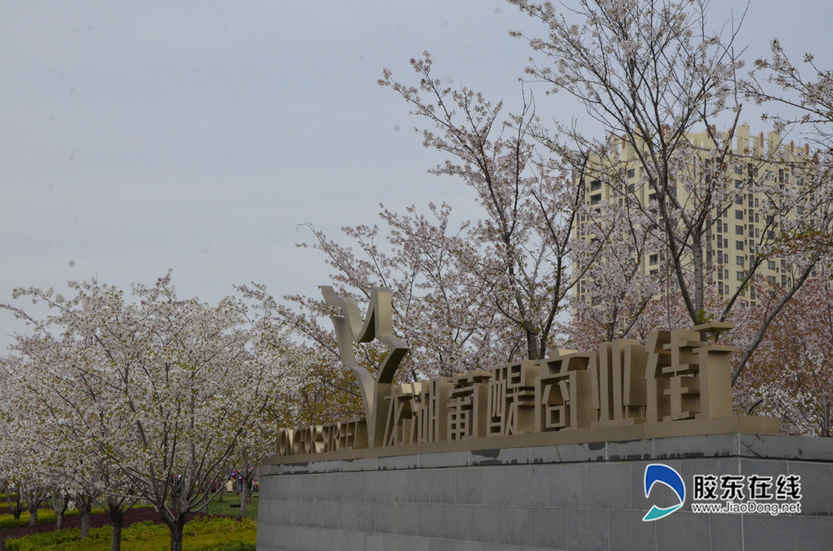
top-left (507, 0), bottom-right (833, 384)
top-left (0, 334), bottom-right (137, 547)
top-left (377, 53), bottom-right (608, 361)
top-left (0, 357), bottom-right (55, 529)
top-left (2, 273), bottom-right (295, 551)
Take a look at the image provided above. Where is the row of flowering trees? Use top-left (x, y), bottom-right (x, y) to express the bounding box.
top-left (277, 0), bottom-right (833, 434)
top-left (1, 6), bottom-right (832, 551)
top-left (0, 274), bottom-right (305, 551)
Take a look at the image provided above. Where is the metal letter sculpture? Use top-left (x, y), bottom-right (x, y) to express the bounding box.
top-left (273, 292), bottom-right (779, 459)
top-left (319, 285), bottom-right (408, 448)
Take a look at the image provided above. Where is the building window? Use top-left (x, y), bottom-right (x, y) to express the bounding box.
top-left (736, 240), bottom-right (744, 251)
top-left (735, 210), bottom-right (744, 220)
top-left (735, 195), bottom-right (743, 204)
top-left (590, 193), bottom-right (601, 205)
top-left (768, 260), bottom-right (776, 270)
top-left (736, 256), bottom-right (745, 267)
top-left (591, 179), bottom-right (602, 191)
top-left (736, 225), bottom-right (744, 235)
top-left (649, 254), bottom-right (658, 265)
top-left (627, 168), bottom-right (635, 178)
top-left (737, 271), bottom-right (745, 281)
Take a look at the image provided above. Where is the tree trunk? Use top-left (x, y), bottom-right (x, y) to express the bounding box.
top-left (239, 475), bottom-right (249, 518)
top-left (526, 328), bottom-right (542, 360)
top-left (166, 516), bottom-right (187, 551)
top-left (27, 503), bottom-right (38, 527)
top-left (111, 522), bottom-right (122, 551)
top-left (10, 494), bottom-right (22, 520)
top-left (79, 500), bottom-right (92, 539)
top-left (108, 505), bottom-right (124, 551)
top-left (53, 494), bottom-right (68, 530)
top-left (692, 233), bottom-right (705, 320)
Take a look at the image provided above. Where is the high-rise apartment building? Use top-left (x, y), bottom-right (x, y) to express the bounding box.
top-left (575, 123), bottom-right (815, 308)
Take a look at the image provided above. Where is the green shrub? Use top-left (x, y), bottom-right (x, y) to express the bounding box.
top-left (5, 517), bottom-right (257, 551)
top-left (0, 508), bottom-right (55, 530)
top-left (4, 526), bottom-right (89, 551)
top-left (0, 504), bottom-right (144, 531)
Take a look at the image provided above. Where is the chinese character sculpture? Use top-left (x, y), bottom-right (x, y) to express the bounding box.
top-left (274, 289), bottom-right (778, 458)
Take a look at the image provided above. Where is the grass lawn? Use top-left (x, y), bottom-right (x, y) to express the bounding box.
top-left (4, 517), bottom-right (256, 551)
top-left (0, 504), bottom-right (156, 532)
top-left (202, 493), bottom-right (258, 520)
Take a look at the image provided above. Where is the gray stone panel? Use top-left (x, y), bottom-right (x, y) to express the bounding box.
top-left (610, 509), bottom-right (656, 551)
top-left (420, 451), bottom-right (469, 469)
top-left (586, 462), bottom-right (632, 509)
top-left (652, 433), bottom-right (739, 460)
top-left (547, 462), bottom-right (587, 509)
top-left (530, 506), bottom-right (565, 548)
top-left (257, 433), bottom-right (833, 551)
top-left (563, 508), bottom-right (610, 551)
top-left (795, 516), bottom-right (833, 551)
top-left (528, 441), bottom-right (606, 464)
top-left (655, 512), bottom-right (710, 551)
top-left (787, 460), bottom-right (833, 515)
top-left (708, 514), bottom-right (742, 551)
top-left (743, 515), bottom-right (798, 550)
top-left (740, 433), bottom-right (833, 461)
top-left (607, 438), bottom-right (653, 462)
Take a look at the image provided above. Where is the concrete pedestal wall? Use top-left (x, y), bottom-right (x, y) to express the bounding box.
top-left (257, 433), bottom-right (833, 551)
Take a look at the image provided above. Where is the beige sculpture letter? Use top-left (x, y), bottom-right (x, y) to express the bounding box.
top-left (320, 286), bottom-right (409, 448)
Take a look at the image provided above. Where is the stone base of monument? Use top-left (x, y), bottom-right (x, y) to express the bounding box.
top-left (257, 431), bottom-right (833, 551)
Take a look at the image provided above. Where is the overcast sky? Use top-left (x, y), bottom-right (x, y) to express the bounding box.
top-left (2, 1), bottom-right (831, 350)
